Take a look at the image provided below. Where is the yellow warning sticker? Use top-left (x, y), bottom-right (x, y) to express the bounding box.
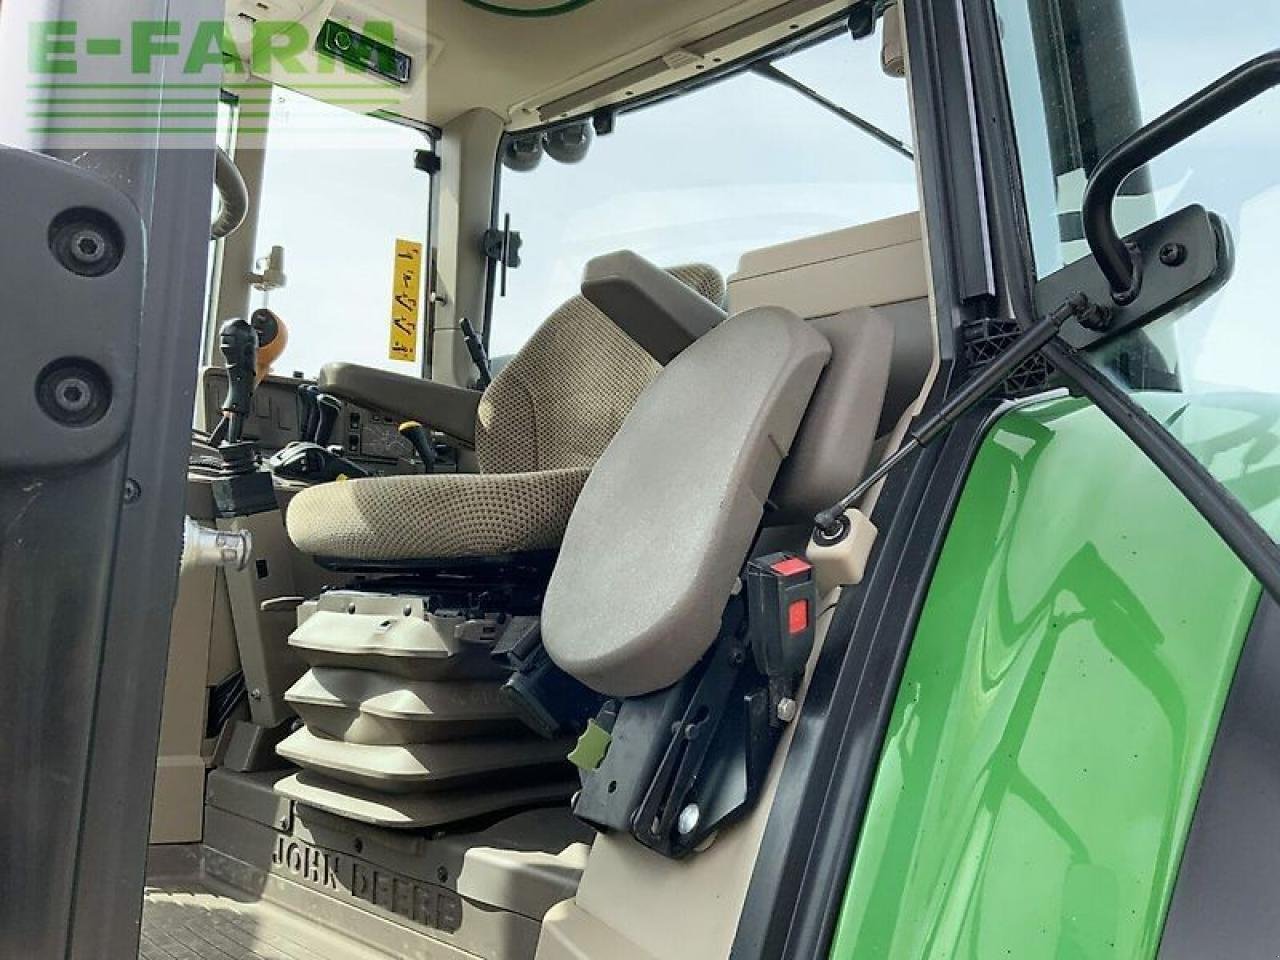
top-left (389, 238), bottom-right (423, 363)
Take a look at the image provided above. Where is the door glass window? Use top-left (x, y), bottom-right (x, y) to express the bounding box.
top-left (252, 86), bottom-right (433, 378)
top-left (489, 26), bottom-right (916, 360)
top-left (995, 0), bottom-right (1280, 535)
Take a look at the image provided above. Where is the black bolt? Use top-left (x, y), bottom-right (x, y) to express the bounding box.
top-left (54, 376), bottom-right (92, 413)
top-left (35, 359), bottom-right (110, 426)
top-left (437, 865), bottom-right (449, 884)
top-left (1159, 242), bottom-right (1187, 267)
top-left (123, 478), bottom-right (142, 504)
top-left (728, 648), bottom-right (745, 667)
top-left (1078, 301), bottom-right (1114, 333)
top-left (71, 229), bottom-right (107, 265)
top-left (49, 209), bottom-right (124, 277)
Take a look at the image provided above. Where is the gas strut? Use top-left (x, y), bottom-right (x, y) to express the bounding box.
top-left (813, 294), bottom-right (1096, 542)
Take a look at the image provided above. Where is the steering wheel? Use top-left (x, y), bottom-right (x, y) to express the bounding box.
top-left (211, 146), bottom-right (249, 241)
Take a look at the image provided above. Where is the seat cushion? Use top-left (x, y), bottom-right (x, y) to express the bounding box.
top-left (286, 468), bottom-right (589, 561)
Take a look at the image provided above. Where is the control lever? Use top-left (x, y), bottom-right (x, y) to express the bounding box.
top-left (209, 316), bottom-right (258, 447)
top-left (265, 443), bottom-right (369, 484)
top-left (267, 392), bottom-right (367, 485)
top-left (459, 317), bottom-right (493, 389)
top-left (297, 384), bottom-right (321, 442)
top-left (398, 421), bottom-right (438, 470)
top-left (314, 394), bottom-right (342, 446)
top-left (250, 308), bottom-right (288, 384)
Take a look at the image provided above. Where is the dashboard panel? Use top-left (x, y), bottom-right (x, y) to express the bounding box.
top-left (199, 368), bottom-right (422, 475)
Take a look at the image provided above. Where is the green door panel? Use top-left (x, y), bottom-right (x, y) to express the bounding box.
top-left (831, 394), bottom-right (1280, 960)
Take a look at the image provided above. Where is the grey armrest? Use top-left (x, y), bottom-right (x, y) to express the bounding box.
top-left (543, 307), bottom-right (830, 697)
top-left (318, 363), bottom-right (481, 444)
top-left (581, 251), bottom-right (726, 364)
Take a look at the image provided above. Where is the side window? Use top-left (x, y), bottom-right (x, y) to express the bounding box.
top-left (997, 0), bottom-right (1280, 400)
top-left (251, 87), bottom-right (434, 378)
top-left (996, 0), bottom-right (1280, 540)
top-left (488, 27), bottom-right (916, 360)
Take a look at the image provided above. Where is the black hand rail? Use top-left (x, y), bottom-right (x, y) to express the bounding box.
top-left (1082, 49), bottom-right (1280, 303)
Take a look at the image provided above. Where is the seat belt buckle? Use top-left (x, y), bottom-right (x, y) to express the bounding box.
top-left (745, 552), bottom-right (818, 708)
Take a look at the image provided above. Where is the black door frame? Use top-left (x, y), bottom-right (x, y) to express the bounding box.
top-left (1, 1), bottom-right (222, 957)
top-left (729, 0), bottom-right (1032, 954)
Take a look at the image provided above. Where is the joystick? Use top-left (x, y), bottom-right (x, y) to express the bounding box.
top-left (205, 317), bottom-right (278, 516)
top-left (315, 394), bottom-right (342, 446)
top-left (219, 315), bottom-right (257, 443)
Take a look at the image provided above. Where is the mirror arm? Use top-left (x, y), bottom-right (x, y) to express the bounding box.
top-left (1082, 49), bottom-right (1280, 303)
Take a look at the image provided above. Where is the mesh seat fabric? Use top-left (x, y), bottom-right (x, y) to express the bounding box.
top-left (286, 468), bottom-right (589, 561)
top-left (475, 264), bottom-right (725, 474)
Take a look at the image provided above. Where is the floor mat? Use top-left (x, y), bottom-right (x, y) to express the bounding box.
top-left (140, 880), bottom-right (393, 960)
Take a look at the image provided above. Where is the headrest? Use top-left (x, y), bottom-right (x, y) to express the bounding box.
top-left (543, 307), bottom-right (830, 697)
top-left (582, 251), bottom-right (727, 365)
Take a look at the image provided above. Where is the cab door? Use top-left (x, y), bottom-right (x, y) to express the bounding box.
top-left (0, 1), bottom-right (223, 957)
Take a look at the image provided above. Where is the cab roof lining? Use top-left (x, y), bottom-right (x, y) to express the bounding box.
top-left (230, 0), bottom-right (858, 130)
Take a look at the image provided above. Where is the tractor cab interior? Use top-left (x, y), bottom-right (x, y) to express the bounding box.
top-left (151, 1), bottom-right (939, 957)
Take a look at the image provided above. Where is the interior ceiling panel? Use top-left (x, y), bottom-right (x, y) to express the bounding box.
top-left (426, 0), bottom-right (803, 127)
top-left (231, 0), bottom-right (853, 130)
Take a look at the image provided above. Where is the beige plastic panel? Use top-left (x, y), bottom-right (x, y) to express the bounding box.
top-left (289, 592), bottom-right (508, 681)
top-left (727, 211), bottom-right (927, 318)
top-left (286, 667), bottom-right (520, 745)
top-left (150, 553), bottom-right (216, 844)
top-left (538, 901), bottom-right (659, 960)
top-left (278, 727), bottom-right (573, 794)
top-left (218, 509), bottom-right (306, 728)
top-left (277, 771), bottom-right (577, 830)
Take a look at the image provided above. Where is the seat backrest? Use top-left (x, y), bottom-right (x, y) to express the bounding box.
top-left (542, 307), bottom-right (831, 697)
top-left (475, 264), bottom-right (725, 475)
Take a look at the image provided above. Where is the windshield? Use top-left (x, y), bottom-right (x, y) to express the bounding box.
top-left (243, 86), bottom-right (434, 378)
top-left (488, 25), bottom-right (916, 359)
top-left (995, 0), bottom-right (1280, 539)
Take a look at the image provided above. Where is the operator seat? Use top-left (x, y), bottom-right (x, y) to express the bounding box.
top-left (285, 262), bottom-right (726, 565)
top-left (270, 253), bottom-right (897, 835)
top-left (536, 294), bottom-right (896, 855)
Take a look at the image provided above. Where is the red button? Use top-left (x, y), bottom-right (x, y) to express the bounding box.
top-left (771, 556), bottom-right (812, 578)
top-left (787, 599), bottom-right (810, 634)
